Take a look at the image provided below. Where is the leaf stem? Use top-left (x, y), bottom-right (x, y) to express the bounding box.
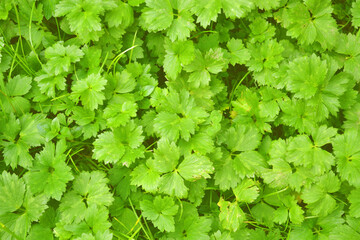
top-left (229, 71), bottom-right (250, 111)
top-left (28, 1), bottom-right (44, 68)
top-left (107, 45), bottom-right (138, 75)
top-left (189, 30), bottom-right (218, 40)
top-left (261, 187), bottom-right (289, 199)
top-left (128, 198), bottom-right (154, 240)
top-left (129, 30), bottom-right (138, 64)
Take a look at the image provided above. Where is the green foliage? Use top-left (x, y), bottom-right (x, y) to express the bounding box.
top-left (140, 196), bottom-right (179, 232)
top-left (24, 141), bottom-right (74, 200)
top-left (0, 0), bottom-right (360, 239)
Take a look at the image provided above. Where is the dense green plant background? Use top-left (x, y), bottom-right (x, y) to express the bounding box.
top-left (1, 0), bottom-right (360, 239)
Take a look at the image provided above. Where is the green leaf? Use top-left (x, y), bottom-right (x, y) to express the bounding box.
top-left (93, 132), bottom-right (125, 164)
top-left (103, 96), bottom-right (137, 128)
top-left (151, 140), bottom-right (180, 173)
top-left (130, 163), bottom-right (161, 192)
top-left (221, 0), bottom-right (254, 19)
top-left (179, 132), bottom-right (215, 155)
top-left (0, 75), bottom-right (32, 113)
top-left (164, 39), bottom-right (195, 79)
top-left (166, 202), bottom-right (212, 239)
top-left (0, 172), bottom-right (48, 239)
top-left (154, 112), bottom-right (195, 141)
top-left (0, 171), bottom-right (25, 215)
top-left (223, 124), bottom-right (262, 152)
top-left (105, 1), bottom-right (133, 28)
top-left (59, 171), bottom-right (113, 223)
top-left (166, 0), bottom-right (196, 41)
top-left (311, 125), bottom-right (337, 147)
top-left (233, 179), bottom-right (259, 203)
top-left (254, 0), bottom-right (280, 10)
top-left (233, 151), bottom-right (267, 179)
top-left (246, 39), bottom-right (284, 73)
top-left (44, 42), bottom-right (84, 75)
top-left (24, 142), bottom-right (74, 200)
top-left (251, 202), bottom-right (276, 227)
top-left (214, 151), bottom-right (240, 190)
top-left (249, 18), bottom-right (276, 43)
top-left (0, 1), bottom-right (12, 20)
top-left (159, 171), bottom-right (188, 198)
top-left (349, 188), bottom-right (360, 218)
top-left (178, 154), bottom-right (214, 181)
top-left (218, 198), bottom-right (245, 232)
top-left (71, 73), bottom-right (107, 110)
top-left (27, 224), bottom-right (54, 240)
top-left (84, 206), bottom-right (112, 234)
top-left (335, 34), bottom-right (360, 80)
top-left (262, 158), bottom-right (292, 189)
top-left (287, 135), bottom-right (334, 174)
top-left (226, 38), bottom-right (250, 66)
top-left (273, 207), bottom-right (288, 224)
top-left (0, 114), bottom-right (45, 169)
top-left (140, 196), bottom-right (178, 232)
top-left (302, 171), bottom-right (340, 216)
top-left (191, 0), bottom-right (221, 28)
top-left (35, 72), bottom-right (66, 97)
top-left (113, 70), bottom-right (136, 94)
top-left (343, 103), bottom-right (360, 130)
top-left (352, 0), bottom-right (360, 28)
top-left (282, 0), bottom-right (338, 49)
top-left (55, 0), bottom-right (115, 41)
top-left (140, 0), bottom-right (173, 32)
top-left (289, 202), bottom-right (305, 224)
top-left (184, 48), bottom-right (226, 88)
top-left (93, 121), bottom-right (144, 166)
top-left (0, 37), bottom-right (4, 62)
top-left (187, 179), bottom-right (206, 206)
top-left (279, 99), bottom-right (316, 132)
top-left (330, 217), bottom-right (360, 239)
top-left (71, 107), bottom-right (99, 139)
top-left (286, 54), bottom-right (327, 99)
top-left (333, 129), bottom-right (360, 187)
top-left (5, 75), bottom-right (32, 96)
top-left (288, 226), bottom-right (313, 240)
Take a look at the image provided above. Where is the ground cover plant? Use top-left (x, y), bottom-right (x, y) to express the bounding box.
top-left (1, 0), bottom-right (360, 239)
